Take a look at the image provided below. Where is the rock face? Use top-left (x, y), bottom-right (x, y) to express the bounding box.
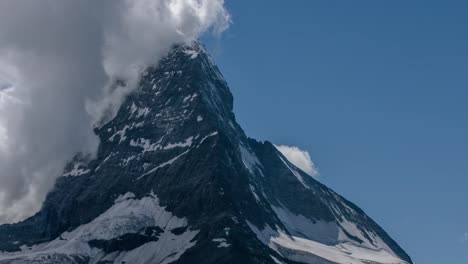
top-left (0, 43), bottom-right (413, 264)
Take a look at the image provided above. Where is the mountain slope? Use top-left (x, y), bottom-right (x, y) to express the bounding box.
top-left (0, 43), bottom-right (412, 264)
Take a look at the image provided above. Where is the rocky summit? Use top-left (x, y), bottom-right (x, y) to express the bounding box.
top-left (0, 43), bottom-right (413, 264)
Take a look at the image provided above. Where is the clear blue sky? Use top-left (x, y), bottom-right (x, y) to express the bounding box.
top-left (204, 1), bottom-right (468, 263)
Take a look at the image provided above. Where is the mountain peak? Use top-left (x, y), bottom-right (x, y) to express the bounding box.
top-left (0, 43), bottom-right (412, 264)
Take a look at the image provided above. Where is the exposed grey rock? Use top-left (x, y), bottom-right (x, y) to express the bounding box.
top-left (0, 43), bottom-right (412, 264)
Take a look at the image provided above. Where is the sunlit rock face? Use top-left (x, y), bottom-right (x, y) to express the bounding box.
top-left (0, 43), bottom-right (412, 264)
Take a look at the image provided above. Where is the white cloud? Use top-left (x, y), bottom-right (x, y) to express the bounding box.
top-left (0, 0), bottom-right (230, 224)
top-left (275, 144), bottom-right (319, 178)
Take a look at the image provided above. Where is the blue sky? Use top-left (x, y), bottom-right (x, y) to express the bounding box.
top-left (205, 1), bottom-right (468, 263)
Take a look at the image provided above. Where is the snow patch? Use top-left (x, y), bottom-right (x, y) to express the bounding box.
top-left (239, 144), bottom-right (263, 177)
top-left (183, 49), bottom-right (199, 59)
top-left (278, 154), bottom-right (310, 189)
top-left (136, 131), bottom-right (218, 180)
top-left (130, 138), bottom-right (161, 153)
top-left (272, 205), bottom-right (339, 245)
top-left (136, 107), bottom-right (150, 119)
top-left (95, 152), bottom-right (115, 172)
top-left (247, 217), bottom-right (409, 264)
top-left (212, 238), bottom-right (230, 248)
top-left (120, 155), bottom-right (137, 167)
top-left (270, 255), bottom-right (284, 264)
top-left (128, 104), bottom-right (150, 119)
top-left (182, 93), bottom-right (198, 104)
top-left (137, 148), bottom-right (191, 180)
top-left (0, 192), bottom-right (199, 263)
top-left (196, 131), bottom-right (218, 148)
top-left (163, 136), bottom-right (194, 150)
top-left (115, 192), bottom-right (136, 203)
top-left (109, 125), bottom-right (130, 143)
top-left (130, 135), bottom-right (195, 154)
top-left (249, 184), bottom-right (261, 203)
top-left (271, 231), bottom-right (407, 264)
top-left (129, 103), bottom-right (138, 116)
top-left (63, 164), bottom-right (90, 177)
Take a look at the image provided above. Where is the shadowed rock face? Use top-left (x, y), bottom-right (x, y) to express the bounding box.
top-left (0, 43), bottom-right (412, 264)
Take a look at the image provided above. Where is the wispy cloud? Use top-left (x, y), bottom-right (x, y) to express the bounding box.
top-left (461, 233), bottom-right (468, 243)
top-left (275, 144), bottom-right (319, 178)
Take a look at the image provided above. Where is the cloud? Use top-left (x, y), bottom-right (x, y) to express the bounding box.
top-left (275, 145), bottom-right (319, 178)
top-left (0, 81), bottom-right (10, 91)
top-left (462, 233), bottom-right (468, 243)
top-left (0, 0), bottom-right (230, 224)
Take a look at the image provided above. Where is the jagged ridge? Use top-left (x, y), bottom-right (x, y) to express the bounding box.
top-left (0, 42), bottom-right (412, 264)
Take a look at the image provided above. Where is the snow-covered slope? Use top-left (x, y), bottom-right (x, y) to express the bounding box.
top-left (0, 192), bottom-right (198, 264)
top-left (0, 42), bottom-right (412, 264)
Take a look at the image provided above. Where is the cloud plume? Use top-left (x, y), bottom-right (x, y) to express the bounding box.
top-left (0, 0), bottom-right (230, 224)
top-left (275, 145), bottom-right (319, 178)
